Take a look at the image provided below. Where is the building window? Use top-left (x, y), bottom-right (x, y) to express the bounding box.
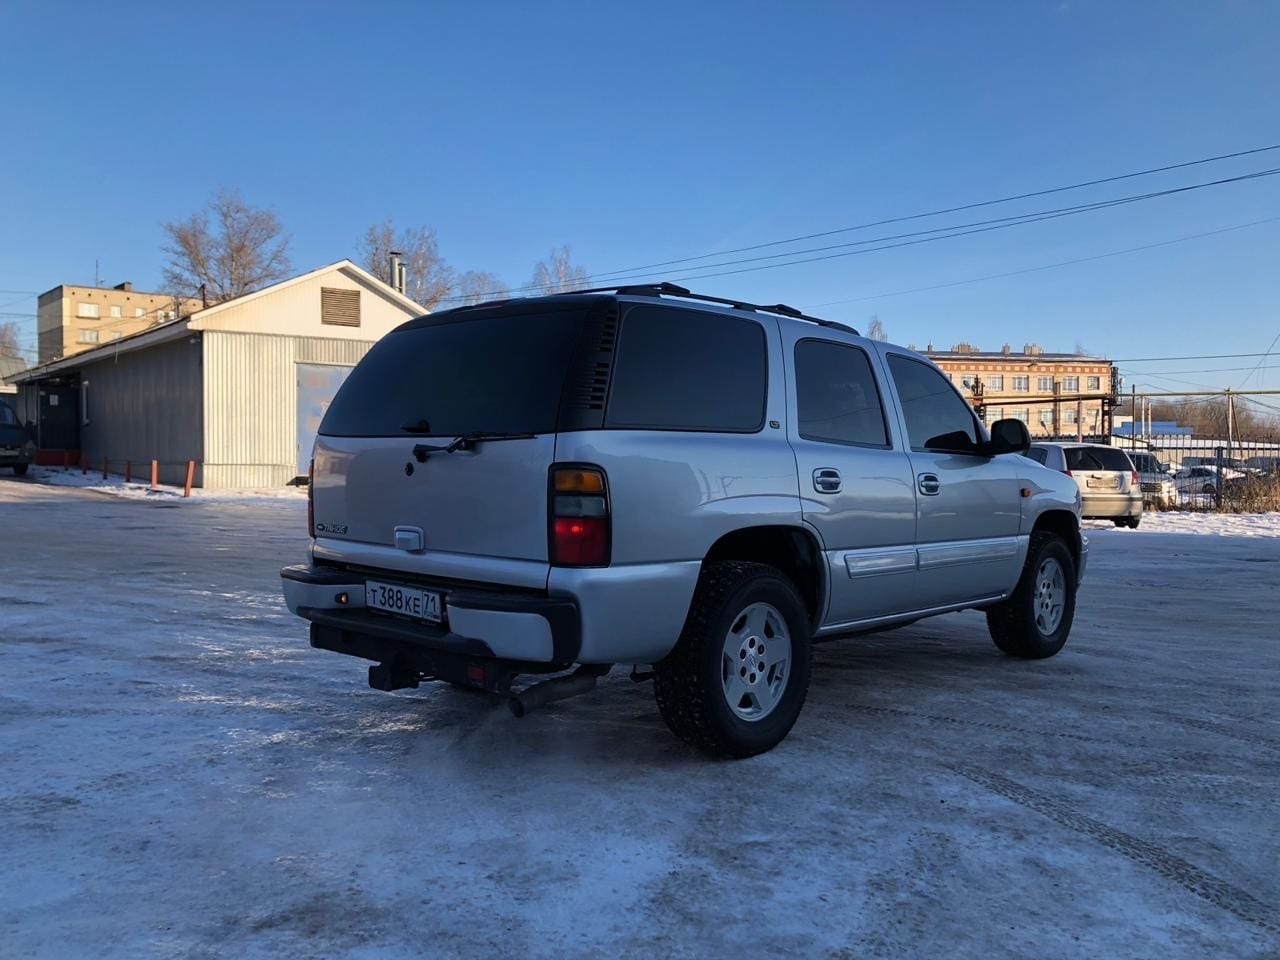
top-left (135, 308), bottom-right (145, 318)
top-left (1037, 376), bottom-right (1054, 392)
top-left (1062, 376), bottom-right (1079, 392)
top-left (77, 302), bottom-right (99, 319)
top-left (1038, 409), bottom-right (1054, 426)
top-left (988, 406), bottom-right (1004, 420)
top-left (109, 305), bottom-right (123, 318)
top-left (1063, 408), bottom-right (1078, 424)
top-left (78, 329), bottom-right (99, 344)
top-left (1087, 375), bottom-right (1101, 391)
top-left (321, 287), bottom-right (361, 327)
top-left (110, 330), bottom-right (122, 340)
top-left (1013, 376), bottom-right (1029, 392)
top-left (1015, 409), bottom-right (1030, 423)
top-left (987, 374), bottom-right (1003, 391)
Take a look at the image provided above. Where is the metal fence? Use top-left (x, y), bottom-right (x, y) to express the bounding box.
top-left (1109, 389), bottom-right (1280, 513)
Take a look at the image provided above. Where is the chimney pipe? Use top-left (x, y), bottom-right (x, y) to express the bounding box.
top-left (389, 251), bottom-right (402, 292)
top-left (397, 261), bottom-right (407, 296)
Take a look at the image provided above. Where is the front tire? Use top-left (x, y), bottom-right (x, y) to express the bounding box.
top-left (654, 561), bottom-right (811, 759)
top-left (986, 532), bottom-right (1076, 659)
top-left (12, 463), bottom-right (28, 476)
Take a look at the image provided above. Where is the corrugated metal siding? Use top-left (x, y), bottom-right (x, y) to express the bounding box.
top-left (203, 331), bottom-right (374, 489)
top-left (79, 337), bottom-right (204, 486)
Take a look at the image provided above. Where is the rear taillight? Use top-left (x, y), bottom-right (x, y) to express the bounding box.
top-left (1063, 469), bottom-right (1073, 477)
top-left (307, 458), bottom-right (315, 539)
top-left (550, 465), bottom-right (609, 566)
top-left (1131, 471), bottom-right (1140, 486)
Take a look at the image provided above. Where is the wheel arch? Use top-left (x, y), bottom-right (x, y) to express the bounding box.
top-left (701, 525), bottom-right (826, 628)
top-left (1031, 509), bottom-right (1082, 571)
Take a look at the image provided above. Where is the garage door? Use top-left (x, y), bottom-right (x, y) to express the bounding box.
top-left (296, 363), bottom-right (353, 477)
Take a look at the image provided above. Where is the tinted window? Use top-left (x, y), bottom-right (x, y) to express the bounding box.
top-left (794, 339), bottom-right (888, 447)
top-left (606, 306), bottom-right (766, 431)
top-left (1027, 447), bottom-right (1048, 465)
top-left (886, 355), bottom-right (980, 453)
top-left (0, 402), bottom-right (17, 427)
top-left (320, 307), bottom-right (587, 437)
top-left (1064, 447), bottom-right (1133, 471)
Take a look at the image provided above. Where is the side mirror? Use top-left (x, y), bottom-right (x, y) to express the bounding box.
top-left (986, 418), bottom-right (1030, 456)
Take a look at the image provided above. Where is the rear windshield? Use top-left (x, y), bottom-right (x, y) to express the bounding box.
top-left (320, 307), bottom-right (587, 437)
top-left (1065, 446), bottom-right (1133, 471)
top-left (0, 402), bottom-right (17, 427)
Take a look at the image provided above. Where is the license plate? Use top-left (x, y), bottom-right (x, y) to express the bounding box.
top-left (1087, 475), bottom-right (1120, 489)
top-left (364, 580), bottom-right (442, 623)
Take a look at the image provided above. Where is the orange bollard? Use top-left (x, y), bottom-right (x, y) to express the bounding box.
top-left (150, 459), bottom-right (158, 491)
top-left (102, 456), bottom-right (108, 480)
top-left (125, 460), bottom-right (132, 483)
top-left (184, 460), bottom-right (195, 498)
top-left (63, 450), bottom-right (70, 472)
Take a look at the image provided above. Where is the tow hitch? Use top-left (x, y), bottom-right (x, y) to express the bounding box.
top-left (509, 664), bottom-right (611, 717)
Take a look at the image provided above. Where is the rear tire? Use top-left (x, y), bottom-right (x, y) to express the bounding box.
top-left (654, 561), bottom-right (811, 759)
top-left (986, 531), bottom-right (1076, 659)
top-left (12, 463), bottom-right (28, 477)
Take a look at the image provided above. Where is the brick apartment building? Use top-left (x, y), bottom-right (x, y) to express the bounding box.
top-left (925, 342), bottom-right (1116, 439)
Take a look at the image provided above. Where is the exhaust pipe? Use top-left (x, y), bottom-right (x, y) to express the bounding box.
top-left (509, 664), bottom-right (611, 717)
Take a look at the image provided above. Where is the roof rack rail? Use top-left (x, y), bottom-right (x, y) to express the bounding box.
top-left (563, 282), bottom-right (859, 335)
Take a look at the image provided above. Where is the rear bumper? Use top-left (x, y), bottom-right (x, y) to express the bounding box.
top-left (281, 563), bottom-right (579, 667)
top-left (1081, 494), bottom-right (1143, 519)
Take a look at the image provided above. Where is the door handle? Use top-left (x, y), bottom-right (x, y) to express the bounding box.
top-left (917, 473), bottom-right (941, 496)
top-left (813, 468), bottom-right (842, 494)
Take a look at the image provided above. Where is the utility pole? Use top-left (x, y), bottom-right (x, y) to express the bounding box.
top-left (1226, 388), bottom-right (1235, 461)
top-left (1130, 385), bottom-right (1136, 451)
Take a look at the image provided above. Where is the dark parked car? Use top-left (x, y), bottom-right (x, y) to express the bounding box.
top-left (0, 399), bottom-right (34, 475)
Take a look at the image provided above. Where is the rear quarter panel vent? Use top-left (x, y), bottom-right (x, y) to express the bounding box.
top-left (557, 300), bottom-right (619, 430)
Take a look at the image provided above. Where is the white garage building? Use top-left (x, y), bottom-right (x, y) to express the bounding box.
top-left (8, 260), bottom-right (423, 488)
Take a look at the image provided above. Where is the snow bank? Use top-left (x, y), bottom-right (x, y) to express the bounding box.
top-left (1084, 511), bottom-right (1280, 537)
top-left (27, 466), bottom-right (305, 503)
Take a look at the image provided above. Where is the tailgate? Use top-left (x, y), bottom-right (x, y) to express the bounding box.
top-left (313, 434), bottom-right (555, 562)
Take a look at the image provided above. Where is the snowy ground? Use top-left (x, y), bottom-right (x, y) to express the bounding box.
top-left (2, 475), bottom-right (1278, 959)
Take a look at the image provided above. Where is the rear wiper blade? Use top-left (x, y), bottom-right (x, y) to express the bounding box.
top-left (412, 431), bottom-right (537, 462)
top-left (400, 418), bottom-right (433, 434)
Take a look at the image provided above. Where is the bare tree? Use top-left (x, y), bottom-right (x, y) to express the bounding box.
top-left (360, 220), bottom-right (456, 310)
top-left (530, 246), bottom-right (588, 294)
top-left (0, 321), bottom-right (25, 362)
top-left (866, 315), bottom-right (887, 341)
top-left (455, 271), bottom-right (510, 306)
top-left (162, 188), bottom-right (292, 304)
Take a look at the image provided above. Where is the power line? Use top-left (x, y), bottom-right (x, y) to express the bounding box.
top-left (430, 164), bottom-right (1280, 305)
top-left (565, 142), bottom-right (1280, 279)
top-left (426, 149), bottom-right (1280, 305)
top-left (803, 216), bottom-right (1280, 308)
top-left (1113, 352), bottom-right (1280, 363)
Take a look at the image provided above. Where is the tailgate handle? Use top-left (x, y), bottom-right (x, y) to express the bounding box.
top-left (393, 525), bottom-right (425, 552)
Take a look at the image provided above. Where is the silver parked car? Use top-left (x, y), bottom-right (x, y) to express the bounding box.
top-left (1028, 443), bottom-right (1142, 528)
top-left (1117, 450), bottom-right (1176, 505)
top-left (282, 283), bottom-right (1087, 757)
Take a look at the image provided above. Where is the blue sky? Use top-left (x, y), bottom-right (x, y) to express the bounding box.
top-left (1, 1), bottom-right (1278, 395)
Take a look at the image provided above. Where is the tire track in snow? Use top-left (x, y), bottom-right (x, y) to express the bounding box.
top-left (840, 703), bottom-right (1102, 743)
top-left (1165, 715), bottom-right (1280, 755)
top-left (948, 764), bottom-right (1280, 936)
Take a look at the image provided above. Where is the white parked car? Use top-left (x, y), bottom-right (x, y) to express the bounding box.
top-left (1173, 465), bottom-right (1243, 496)
top-left (1028, 443), bottom-right (1143, 528)
top-left (1125, 450), bottom-right (1177, 504)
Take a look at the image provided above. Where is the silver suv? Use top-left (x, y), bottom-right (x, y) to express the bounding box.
top-left (282, 284), bottom-right (1086, 757)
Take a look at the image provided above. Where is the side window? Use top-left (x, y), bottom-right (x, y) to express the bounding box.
top-left (794, 339), bottom-right (888, 448)
top-left (1027, 447), bottom-right (1048, 465)
top-left (606, 306), bottom-right (766, 432)
top-left (886, 354), bottom-right (981, 454)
